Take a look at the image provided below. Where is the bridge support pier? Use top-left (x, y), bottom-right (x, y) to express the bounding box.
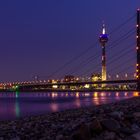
top-left (136, 9), bottom-right (140, 90)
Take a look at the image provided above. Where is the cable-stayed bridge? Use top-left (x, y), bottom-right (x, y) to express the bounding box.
top-left (0, 9), bottom-right (140, 92)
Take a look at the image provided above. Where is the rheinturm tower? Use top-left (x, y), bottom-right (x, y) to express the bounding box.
top-left (99, 24), bottom-right (108, 81)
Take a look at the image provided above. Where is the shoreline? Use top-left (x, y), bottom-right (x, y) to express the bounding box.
top-left (0, 97), bottom-right (140, 139)
top-left (0, 89), bottom-right (138, 92)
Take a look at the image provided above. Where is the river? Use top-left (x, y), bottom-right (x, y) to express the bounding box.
top-left (0, 91), bottom-right (138, 120)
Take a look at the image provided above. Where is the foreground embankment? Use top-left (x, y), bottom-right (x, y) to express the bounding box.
top-left (0, 97), bottom-right (140, 140)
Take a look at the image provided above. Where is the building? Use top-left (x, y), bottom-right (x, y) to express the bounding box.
top-left (91, 73), bottom-right (101, 88)
top-left (91, 73), bottom-right (101, 81)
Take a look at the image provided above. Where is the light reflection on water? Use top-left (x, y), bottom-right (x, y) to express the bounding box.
top-left (0, 92), bottom-right (138, 120)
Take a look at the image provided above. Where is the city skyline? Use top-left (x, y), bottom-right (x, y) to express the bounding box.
top-left (0, 0), bottom-right (139, 82)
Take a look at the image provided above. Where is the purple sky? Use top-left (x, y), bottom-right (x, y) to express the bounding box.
top-left (0, 0), bottom-right (139, 82)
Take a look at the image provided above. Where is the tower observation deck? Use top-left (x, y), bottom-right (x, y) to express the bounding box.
top-left (99, 24), bottom-right (108, 81)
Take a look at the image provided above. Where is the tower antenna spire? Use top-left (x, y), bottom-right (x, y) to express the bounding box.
top-left (102, 21), bottom-right (106, 34)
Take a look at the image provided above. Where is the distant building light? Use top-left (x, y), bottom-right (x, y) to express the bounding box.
top-left (116, 74), bottom-right (119, 78)
top-left (52, 85), bottom-right (58, 89)
top-left (84, 84), bottom-right (90, 88)
top-left (108, 75), bottom-right (111, 79)
top-left (125, 73), bottom-right (128, 77)
top-left (76, 78), bottom-right (79, 81)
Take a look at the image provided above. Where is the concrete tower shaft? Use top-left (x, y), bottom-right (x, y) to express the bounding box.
top-left (101, 45), bottom-right (106, 81)
top-left (136, 9), bottom-right (140, 90)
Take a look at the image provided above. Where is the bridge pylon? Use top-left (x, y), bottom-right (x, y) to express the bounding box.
top-left (136, 9), bottom-right (140, 90)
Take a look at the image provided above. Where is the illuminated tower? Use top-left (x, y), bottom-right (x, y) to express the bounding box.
top-left (99, 24), bottom-right (108, 81)
top-left (136, 9), bottom-right (140, 90)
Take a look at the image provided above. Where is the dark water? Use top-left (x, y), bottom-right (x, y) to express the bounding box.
top-left (0, 92), bottom-right (138, 120)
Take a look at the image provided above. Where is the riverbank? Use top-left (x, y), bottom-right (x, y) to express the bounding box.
top-left (0, 97), bottom-right (140, 140)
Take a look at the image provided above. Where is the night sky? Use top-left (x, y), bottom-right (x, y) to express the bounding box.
top-left (0, 0), bottom-right (139, 82)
